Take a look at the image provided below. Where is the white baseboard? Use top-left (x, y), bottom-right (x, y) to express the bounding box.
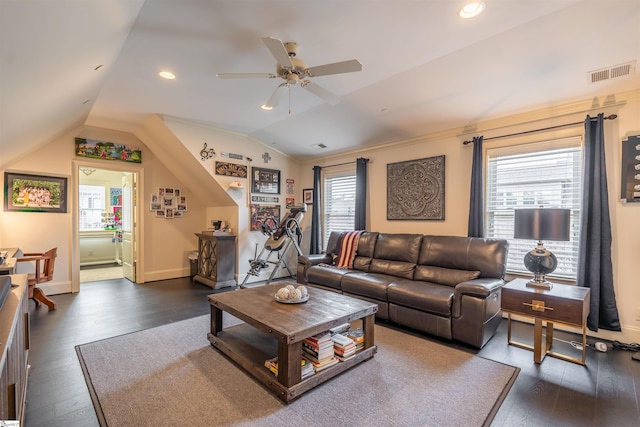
top-left (143, 267), bottom-right (190, 283)
top-left (39, 281), bottom-right (71, 295)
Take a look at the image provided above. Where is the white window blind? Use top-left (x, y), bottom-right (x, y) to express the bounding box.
top-left (323, 172), bottom-right (356, 250)
top-left (79, 184), bottom-right (106, 230)
top-left (486, 138), bottom-right (582, 279)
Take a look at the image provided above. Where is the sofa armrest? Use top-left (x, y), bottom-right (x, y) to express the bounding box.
top-left (297, 254), bottom-right (333, 284)
top-left (452, 278), bottom-right (504, 318)
top-left (455, 278), bottom-right (505, 298)
top-left (298, 254), bottom-right (333, 268)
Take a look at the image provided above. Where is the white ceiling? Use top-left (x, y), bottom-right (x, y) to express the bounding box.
top-left (1, 0), bottom-right (639, 165)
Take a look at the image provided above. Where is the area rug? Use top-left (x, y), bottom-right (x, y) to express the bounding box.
top-left (80, 266), bottom-right (123, 282)
top-left (76, 315), bottom-right (518, 427)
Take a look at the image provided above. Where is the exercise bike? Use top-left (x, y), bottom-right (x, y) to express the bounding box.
top-left (240, 203), bottom-right (306, 288)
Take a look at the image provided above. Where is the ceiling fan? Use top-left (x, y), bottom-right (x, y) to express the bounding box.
top-left (217, 37), bottom-right (362, 110)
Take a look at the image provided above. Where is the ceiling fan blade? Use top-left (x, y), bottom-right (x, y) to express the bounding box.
top-left (301, 81), bottom-right (341, 105)
top-left (305, 59), bottom-right (362, 77)
top-left (216, 73), bottom-right (276, 79)
top-left (263, 83), bottom-right (289, 109)
top-left (262, 37), bottom-right (294, 69)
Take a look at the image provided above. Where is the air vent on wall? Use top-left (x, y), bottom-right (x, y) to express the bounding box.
top-left (588, 60), bottom-right (636, 83)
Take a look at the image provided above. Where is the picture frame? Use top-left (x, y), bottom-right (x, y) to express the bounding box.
top-left (250, 204), bottom-right (281, 231)
top-left (251, 167), bottom-right (280, 194)
top-left (303, 188), bottom-right (313, 205)
top-left (387, 155), bottom-right (445, 220)
top-left (75, 137), bottom-right (142, 163)
top-left (4, 171), bottom-right (68, 213)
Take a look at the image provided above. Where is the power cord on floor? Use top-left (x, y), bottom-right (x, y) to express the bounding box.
top-left (612, 341), bottom-right (640, 351)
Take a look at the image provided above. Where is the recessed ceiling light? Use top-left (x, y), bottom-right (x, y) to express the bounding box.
top-left (459, 2), bottom-right (485, 19)
top-left (158, 70), bottom-right (176, 80)
top-left (261, 104), bottom-right (273, 110)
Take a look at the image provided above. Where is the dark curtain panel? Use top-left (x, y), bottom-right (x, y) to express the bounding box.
top-left (355, 158), bottom-right (369, 230)
top-left (467, 136), bottom-right (484, 237)
top-left (578, 113), bottom-right (621, 332)
top-left (310, 166), bottom-right (323, 254)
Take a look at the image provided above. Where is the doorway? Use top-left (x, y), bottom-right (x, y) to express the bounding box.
top-left (75, 164), bottom-right (139, 287)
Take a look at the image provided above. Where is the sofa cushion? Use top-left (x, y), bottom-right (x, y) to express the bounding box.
top-left (387, 279), bottom-right (454, 317)
top-left (340, 272), bottom-right (395, 301)
top-left (307, 264), bottom-right (354, 290)
top-left (418, 235), bottom-right (508, 278)
top-left (352, 232), bottom-right (378, 272)
top-left (414, 266), bottom-right (480, 287)
top-left (368, 233), bottom-right (421, 279)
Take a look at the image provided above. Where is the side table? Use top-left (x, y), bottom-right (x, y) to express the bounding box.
top-left (501, 278), bottom-right (590, 365)
top-left (194, 232), bottom-right (237, 289)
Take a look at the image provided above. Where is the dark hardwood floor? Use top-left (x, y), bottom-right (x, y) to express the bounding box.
top-left (23, 278), bottom-right (640, 426)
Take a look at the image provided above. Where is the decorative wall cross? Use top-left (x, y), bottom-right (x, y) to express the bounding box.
top-left (262, 152), bottom-right (271, 163)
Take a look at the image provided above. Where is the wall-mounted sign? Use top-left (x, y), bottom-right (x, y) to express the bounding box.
top-left (215, 161), bottom-right (247, 178)
top-left (221, 152), bottom-right (243, 160)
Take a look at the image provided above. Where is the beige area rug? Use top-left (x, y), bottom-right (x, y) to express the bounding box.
top-left (80, 266), bottom-right (123, 283)
top-left (77, 315), bottom-right (519, 427)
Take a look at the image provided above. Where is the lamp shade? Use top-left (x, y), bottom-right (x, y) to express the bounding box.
top-left (514, 208), bottom-right (570, 242)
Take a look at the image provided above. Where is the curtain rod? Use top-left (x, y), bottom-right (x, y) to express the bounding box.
top-left (462, 114), bottom-right (618, 145)
top-left (315, 158), bottom-right (369, 169)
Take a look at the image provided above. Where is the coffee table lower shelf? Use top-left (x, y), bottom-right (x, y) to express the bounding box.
top-left (207, 323), bottom-right (377, 403)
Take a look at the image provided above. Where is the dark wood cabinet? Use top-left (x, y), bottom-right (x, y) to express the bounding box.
top-left (0, 274), bottom-right (30, 422)
top-left (194, 233), bottom-right (237, 289)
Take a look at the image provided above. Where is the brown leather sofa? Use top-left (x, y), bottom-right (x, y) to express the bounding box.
top-left (297, 231), bottom-right (509, 348)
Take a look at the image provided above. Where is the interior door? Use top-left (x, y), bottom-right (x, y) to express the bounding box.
top-left (121, 173), bottom-right (136, 282)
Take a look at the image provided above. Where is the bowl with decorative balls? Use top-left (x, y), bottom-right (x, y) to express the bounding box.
top-left (275, 284), bottom-right (309, 303)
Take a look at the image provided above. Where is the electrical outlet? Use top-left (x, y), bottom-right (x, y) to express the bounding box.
top-left (88, 251), bottom-right (94, 257)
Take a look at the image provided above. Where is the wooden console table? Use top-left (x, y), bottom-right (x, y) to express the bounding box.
top-left (0, 274), bottom-right (30, 422)
top-left (501, 278), bottom-right (590, 365)
top-left (194, 233), bottom-right (236, 289)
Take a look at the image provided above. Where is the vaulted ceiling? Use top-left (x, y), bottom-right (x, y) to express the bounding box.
top-left (2, 0), bottom-right (639, 167)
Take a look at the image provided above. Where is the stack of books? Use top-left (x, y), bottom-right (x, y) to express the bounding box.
top-left (329, 322), bottom-right (351, 336)
top-left (348, 328), bottom-right (365, 352)
top-left (303, 332), bottom-right (339, 372)
top-left (264, 356), bottom-right (314, 380)
top-left (331, 333), bottom-right (356, 361)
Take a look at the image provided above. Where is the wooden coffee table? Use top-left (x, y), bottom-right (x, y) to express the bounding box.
top-left (207, 282), bottom-right (378, 403)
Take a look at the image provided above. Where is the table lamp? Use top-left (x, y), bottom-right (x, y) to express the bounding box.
top-left (514, 208), bottom-right (571, 290)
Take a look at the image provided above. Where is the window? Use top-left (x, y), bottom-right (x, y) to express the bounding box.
top-left (323, 171), bottom-right (356, 249)
top-left (485, 137), bottom-right (582, 279)
top-left (79, 184), bottom-right (106, 230)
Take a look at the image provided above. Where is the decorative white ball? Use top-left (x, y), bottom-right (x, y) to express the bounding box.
top-left (289, 288), bottom-right (302, 300)
top-left (296, 285), bottom-right (308, 298)
top-left (277, 287), bottom-right (290, 300)
top-left (285, 284), bottom-right (297, 293)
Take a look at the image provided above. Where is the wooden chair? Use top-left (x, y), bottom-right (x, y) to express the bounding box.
top-left (16, 247), bottom-right (57, 310)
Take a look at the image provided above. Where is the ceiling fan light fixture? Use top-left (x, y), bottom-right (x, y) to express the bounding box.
top-left (459, 2), bottom-right (485, 19)
top-left (158, 70), bottom-right (176, 80)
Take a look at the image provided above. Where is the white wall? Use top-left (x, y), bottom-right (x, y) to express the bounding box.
top-left (0, 125), bottom-right (208, 294)
top-left (163, 117), bottom-right (301, 285)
